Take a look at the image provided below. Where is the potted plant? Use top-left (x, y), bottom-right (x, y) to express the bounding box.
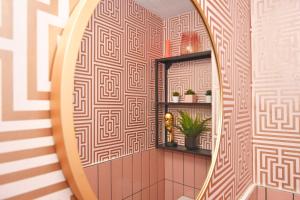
top-left (177, 111), bottom-right (210, 150)
top-left (184, 89), bottom-right (197, 103)
top-left (172, 91), bottom-right (180, 103)
top-left (205, 90), bottom-right (212, 103)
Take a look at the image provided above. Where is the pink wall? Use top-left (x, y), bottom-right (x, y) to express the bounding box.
top-left (198, 0), bottom-right (253, 199)
top-left (74, 0), bottom-right (163, 167)
top-left (164, 151), bottom-right (211, 200)
top-left (252, 0), bottom-right (300, 194)
top-left (0, 1), bottom-right (78, 199)
top-left (84, 149), bottom-right (210, 200)
top-left (84, 149), bottom-right (165, 200)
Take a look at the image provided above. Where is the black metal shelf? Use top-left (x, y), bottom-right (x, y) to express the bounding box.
top-left (158, 144), bottom-right (211, 157)
top-left (158, 102), bottom-right (211, 106)
top-left (155, 50), bottom-right (211, 64)
top-left (155, 50), bottom-right (212, 152)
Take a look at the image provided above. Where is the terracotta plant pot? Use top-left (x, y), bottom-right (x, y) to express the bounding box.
top-left (185, 95), bottom-right (197, 103)
top-left (185, 135), bottom-right (199, 150)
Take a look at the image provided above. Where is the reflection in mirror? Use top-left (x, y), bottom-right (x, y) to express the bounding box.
top-left (72, 0), bottom-right (221, 199)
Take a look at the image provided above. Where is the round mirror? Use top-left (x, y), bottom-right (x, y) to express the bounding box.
top-left (51, 0), bottom-right (222, 199)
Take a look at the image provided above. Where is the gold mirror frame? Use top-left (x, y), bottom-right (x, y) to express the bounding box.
top-left (51, 0), bottom-right (223, 199)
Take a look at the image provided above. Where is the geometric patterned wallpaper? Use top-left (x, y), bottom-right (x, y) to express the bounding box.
top-left (74, 0), bottom-right (163, 167)
top-left (198, 0), bottom-right (253, 199)
top-left (0, 0), bottom-right (254, 199)
top-left (0, 0), bottom-right (78, 199)
top-left (163, 10), bottom-right (212, 150)
top-left (252, 0), bottom-right (300, 193)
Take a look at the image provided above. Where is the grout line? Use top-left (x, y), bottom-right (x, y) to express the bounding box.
top-left (110, 160), bottom-right (112, 200)
top-left (141, 152), bottom-right (143, 198)
top-left (122, 156), bottom-right (124, 199)
top-left (265, 187), bottom-right (267, 200)
top-left (97, 163), bottom-right (99, 199)
top-left (194, 153), bottom-right (195, 193)
top-left (183, 152), bottom-right (185, 188)
top-left (172, 151), bottom-right (174, 200)
top-left (131, 154), bottom-right (133, 197)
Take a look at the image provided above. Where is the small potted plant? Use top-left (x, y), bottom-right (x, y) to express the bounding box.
top-left (184, 89), bottom-right (197, 103)
top-left (177, 111), bottom-right (210, 150)
top-left (205, 90), bottom-right (212, 103)
top-left (172, 91), bottom-right (180, 103)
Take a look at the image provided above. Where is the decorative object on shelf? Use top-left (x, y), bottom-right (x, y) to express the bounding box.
top-left (172, 91), bottom-right (180, 103)
top-left (177, 111), bottom-right (211, 150)
top-left (184, 89), bottom-right (197, 103)
top-left (164, 112), bottom-right (177, 147)
top-left (165, 39), bottom-right (171, 57)
top-left (180, 31), bottom-right (200, 55)
top-left (205, 90), bottom-right (212, 103)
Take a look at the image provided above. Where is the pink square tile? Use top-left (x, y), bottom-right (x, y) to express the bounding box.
top-left (123, 155), bottom-right (133, 199)
top-left (142, 188), bottom-right (150, 200)
top-left (133, 152), bottom-right (142, 194)
top-left (257, 187), bottom-right (266, 200)
top-left (184, 185), bottom-right (194, 199)
top-left (294, 194), bottom-right (300, 200)
top-left (150, 149), bottom-right (158, 185)
top-left (142, 150), bottom-right (150, 189)
top-left (157, 180), bottom-right (165, 200)
top-left (98, 161), bottom-right (112, 200)
top-left (173, 182), bottom-right (184, 199)
top-left (184, 153), bottom-right (195, 187)
top-left (267, 188), bottom-right (293, 200)
top-left (133, 191), bottom-right (142, 200)
top-left (112, 158), bottom-right (123, 200)
top-left (173, 152), bottom-right (183, 184)
top-left (157, 149), bottom-right (165, 182)
top-left (83, 165), bottom-right (98, 197)
top-left (150, 183), bottom-right (158, 200)
top-left (164, 150), bottom-right (173, 181)
top-left (195, 155), bottom-right (207, 189)
top-left (165, 180), bottom-right (173, 200)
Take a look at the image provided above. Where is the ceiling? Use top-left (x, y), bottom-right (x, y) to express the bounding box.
top-left (134, 0), bottom-right (195, 18)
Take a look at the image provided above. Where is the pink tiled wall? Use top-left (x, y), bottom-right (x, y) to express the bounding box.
top-left (247, 186), bottom-right (300, 200)
top-left (164, 151), bottom-right (211, 200)
top-left (84, 149), bottom-right (210, 200)
top-left (84, 149), bottom-right (165, 200)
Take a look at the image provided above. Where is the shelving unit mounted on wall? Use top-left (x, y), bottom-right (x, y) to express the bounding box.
top-left (155, 50), bottom-right (212, 157)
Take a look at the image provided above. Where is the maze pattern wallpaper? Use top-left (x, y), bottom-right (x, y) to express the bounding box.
top-left (252, 0), bottom-right (300, 193)
top-left (198, 0), bottom-right (253, 199)
top-left (74, 0), bottom-right (163, 167)
top-left (1, 0), bottom-right (256, 199)
top-left (0, 0), bottom-right (78, 199)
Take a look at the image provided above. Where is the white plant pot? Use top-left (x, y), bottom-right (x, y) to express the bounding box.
top-left (172, 96), bottom-right (180, 103)
top-left (205, 95), bottom-right (212, 103)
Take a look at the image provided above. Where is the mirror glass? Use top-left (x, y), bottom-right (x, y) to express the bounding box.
top-left (72, 0), bottom-right (221, 199)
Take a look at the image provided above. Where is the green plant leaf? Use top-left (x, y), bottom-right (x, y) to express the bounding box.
top-left (176, 111), bottom-right (211, 137)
